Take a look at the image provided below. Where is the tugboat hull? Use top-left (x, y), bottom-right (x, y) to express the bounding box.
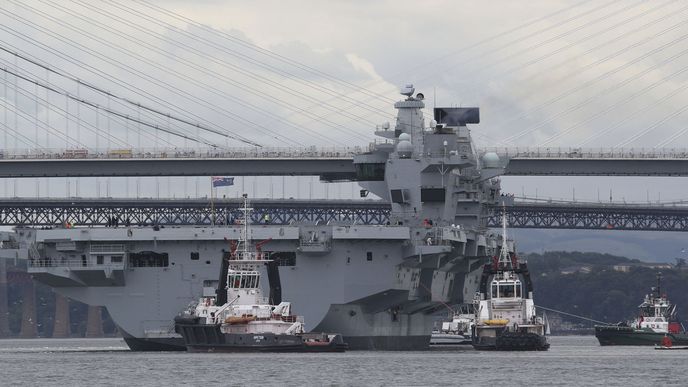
top-left (175, 318), bottom-right (347, 353)
top-left (595, 326), bottom-right (688, 346)
top-left (472, 327), bottom-right (549, 351)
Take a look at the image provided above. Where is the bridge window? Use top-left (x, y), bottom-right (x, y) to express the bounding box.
top-left (273, 252), bottom-right (296, 266)
top-left (228, 272), bottom-right (260, 289)
top-left (421, 188), bottom-right (445, 202)
top-left (354, 163), bottom-right (385, 181)
top-left (129, 251), bottom-right (169, 267)
top-left (498, 283), bottom-right (516, 298)
top-left (190, 252), bottom-right (200, 260)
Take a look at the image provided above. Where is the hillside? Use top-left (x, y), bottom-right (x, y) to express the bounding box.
top-left (525, 251), bottom-right (688, 327)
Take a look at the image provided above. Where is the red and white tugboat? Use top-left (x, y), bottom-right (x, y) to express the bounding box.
top-left (596, 273), bottom-right (688, 347)
top-left (174, 194), bottom-right (347, 352)
top-left (471, 210), bottom-right (550, 351)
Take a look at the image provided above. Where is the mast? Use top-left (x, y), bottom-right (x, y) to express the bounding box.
top-left (497, 206), bottom-right (512, 270)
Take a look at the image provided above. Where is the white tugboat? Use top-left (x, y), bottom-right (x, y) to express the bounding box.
top-left (471, 210), bottom-right (549, 351)
top-left (174, 194), bottom-right (348, 352)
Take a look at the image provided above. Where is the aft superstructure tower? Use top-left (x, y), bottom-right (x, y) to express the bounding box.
top-left (314, 85), bottom-right (506, 349)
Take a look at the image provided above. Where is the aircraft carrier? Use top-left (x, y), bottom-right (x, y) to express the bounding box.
top-left (28, 85), bottom-right (509, 350)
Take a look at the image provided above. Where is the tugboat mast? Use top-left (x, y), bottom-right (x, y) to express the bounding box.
top-left (497, 207), bottom-right (512, 270)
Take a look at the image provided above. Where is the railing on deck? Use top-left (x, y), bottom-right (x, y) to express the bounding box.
top-left (482, 147), bottom-right (688, 159)
top-left (28, 257), bottom-right (125, 268)
top-left (0, 146), bottom-right (363, 161)
top-left (90, 244), bottom-right (127, 253)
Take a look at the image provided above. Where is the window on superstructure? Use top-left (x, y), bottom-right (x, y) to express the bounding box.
top-left (273, 252), bottom-right (296, 266)
top-left (229, 275), bottom-right (240, 288)
top-left (129, 251), bottom-right (169, 267)
top-left (190, 252), bottom-right (200, 260)
top-left (229, 273), bottom-right (260, 289)
top-left (96, 255), bottom-right (104, 265)
top-left (367, 252), bottom-right (373, 261)
top-left (498, 284), bottom-right (515, 298)
top-left (112, 255), bottom-right (123, 263)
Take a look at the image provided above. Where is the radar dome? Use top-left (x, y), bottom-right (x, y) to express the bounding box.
top-left (396, 140), bottom-right (413, 158)
top-left (398, 133), bottom-right (411, 141)
top-left (482, 152), bottom-right (500, 168)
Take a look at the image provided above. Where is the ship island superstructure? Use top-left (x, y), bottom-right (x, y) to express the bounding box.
top-left (28, 85), bottom-right (510, 350)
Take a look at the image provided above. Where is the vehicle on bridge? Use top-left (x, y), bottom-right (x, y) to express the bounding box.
top-left (62, 149), bottom-right (88, 159)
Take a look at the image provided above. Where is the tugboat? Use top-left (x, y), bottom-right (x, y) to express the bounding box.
top-left (595, 273), bottom-right (688, 346)
top-left (174, 194), bottom-right (348, 352)
top-left (471, 210), bottom-right (549, 351)
top-left (430, 306), bottom-right (474, 347)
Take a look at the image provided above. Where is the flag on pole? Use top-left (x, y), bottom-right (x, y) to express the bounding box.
top-left (212, 177), bottom-right (234, 187)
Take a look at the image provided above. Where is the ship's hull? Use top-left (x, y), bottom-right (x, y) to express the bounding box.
top-left (33, 226), bottom-right (485, 352)
top-left (174, 318), bottom-right (347, 353)
top-left (595, 326), bottom-right (688, 346)
top-left (312, 289), bottom-right (436, 350)
top-left (121, 331), bottom-right (186, 351)
top-left (472, 327), bottom-right (549, 351)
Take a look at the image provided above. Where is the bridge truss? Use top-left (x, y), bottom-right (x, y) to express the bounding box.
top-left (3, 198), bottom-right (688, 231)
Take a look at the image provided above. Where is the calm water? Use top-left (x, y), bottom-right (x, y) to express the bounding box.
top-left (0, 336), bottom-right (685, 386)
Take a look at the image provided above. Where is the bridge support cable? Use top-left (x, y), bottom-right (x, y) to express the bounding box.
top-left (0, 64), bottom-right (131, 150)
top-left (1, 3), bottom-right (340, 146)
top-left (0, 66), bottom-right (220, 149)
top-left (504, 21), bottom-right (688, 145)
top-left (73, 0), bottom-right (394, 124)
top-left (497, 14), bottom-right (688, 144)
top-left (479, 0), bottom-right (684, 120)
top-left (0, 19), bottom-right (278, 148)
top-left (538, 52), bottom-right (688, 146)
top-left (0, 44), bottom-right (258, 148)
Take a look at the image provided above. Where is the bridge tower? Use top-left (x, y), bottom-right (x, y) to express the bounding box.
top-left (0, 259), bottom-right (9, 337)
top-left (85, 306), bottom-right (104, 338)
top-left (19, 280), bottom-right (38, 338)
top-left (52, 293), bottom-right (71, 338)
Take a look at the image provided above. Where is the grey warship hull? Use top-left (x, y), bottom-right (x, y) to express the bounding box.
top-left (29, 88), bottom-right (507, 351)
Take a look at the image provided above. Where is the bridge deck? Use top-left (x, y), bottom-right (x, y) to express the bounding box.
top-left (3, 198), bottom-right (688, 231)
top-left (0, 147), bottom-right (687, 177)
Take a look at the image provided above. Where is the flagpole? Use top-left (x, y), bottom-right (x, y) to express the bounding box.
top-left (210, 177), bottom-right (215, 226)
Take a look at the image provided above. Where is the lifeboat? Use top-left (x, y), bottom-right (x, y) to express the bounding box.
top-left (225, 315), bottom-right (256, 325)
top-left (484, 319), bottom-right (509, 326)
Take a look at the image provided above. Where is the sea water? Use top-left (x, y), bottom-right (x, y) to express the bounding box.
top-left (0, 336), bottom-right (685, 386)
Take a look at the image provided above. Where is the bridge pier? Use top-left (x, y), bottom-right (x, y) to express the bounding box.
top-left (19, 280), bottom-right (37, 338)
top-left (85, 306), bottom-right (104, 338)
top-left (52, 293), bottom-right (70, 338)
top-left (0, 259), bottom-right (9, 338)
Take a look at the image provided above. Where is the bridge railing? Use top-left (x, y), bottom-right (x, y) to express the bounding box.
top-left (0, 146), bottom-right (363, 161)
top-left (28, 257), bottom-right (125, 269)
top-left (482, 147), bottom-right (688, 159)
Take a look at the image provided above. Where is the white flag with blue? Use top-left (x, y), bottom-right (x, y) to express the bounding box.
top-left (212, 177), bottom-right (234, 187)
